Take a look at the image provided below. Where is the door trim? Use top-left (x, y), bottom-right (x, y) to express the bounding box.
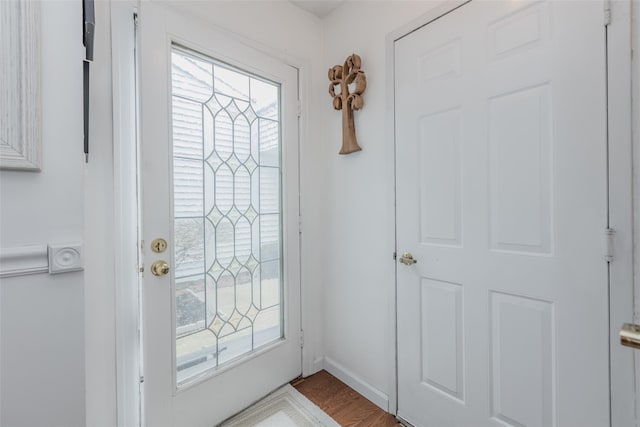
top-left (386, 0), bottom-right (636, 422)
top-left (634, 1), bottom-right (640, 421)
top-left (606, 2), bottom-right (636, 426)
top-left (110, 2), bottom-right (142, 426)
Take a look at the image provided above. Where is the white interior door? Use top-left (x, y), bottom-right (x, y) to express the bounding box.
top-left (139, 4), bottom-right (301, 426)
top-left (395, 1), bottom-right (609, 426)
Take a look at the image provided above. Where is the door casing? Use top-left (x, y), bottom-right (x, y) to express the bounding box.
top-left (386, 1), bottom-right (636, 424)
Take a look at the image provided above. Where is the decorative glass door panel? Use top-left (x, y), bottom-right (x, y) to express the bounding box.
top-left (171, 46), bottom-right (283, 385)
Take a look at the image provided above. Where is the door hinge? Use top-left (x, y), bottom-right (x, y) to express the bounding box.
top-left (139, 375), bottom-right (144, 384)
top-left (604, 0), bottom-right (611, 26)
top-left (604, 228), bottom-right (615, 262)
top-left (297, 100), bottom-right (302, 118)
top-left (298, 216), bottom-right (303, 234)
top-left (300, 330), bottom-right (304, 348)
top-left (393, 251), bottom-right (397, 261)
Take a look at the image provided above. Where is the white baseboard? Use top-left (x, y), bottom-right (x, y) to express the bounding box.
top-left (323, 356), bottom-right (389, 412)
top-left (303, 355), bottom-right (325, 377)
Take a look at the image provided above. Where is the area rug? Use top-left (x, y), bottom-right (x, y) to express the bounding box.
top-left (218, 384), bottom-right (340, 427)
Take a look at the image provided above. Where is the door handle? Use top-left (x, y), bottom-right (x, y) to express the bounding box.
top-left (399, 252), bottom-right (417, 266)
top-left (151, 260), bottom-right (170, 276)
top-left (620, 323), bottom-right (640, 349)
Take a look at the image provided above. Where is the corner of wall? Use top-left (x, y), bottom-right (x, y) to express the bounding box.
top-left (324, 356), bottom-right (389, 412)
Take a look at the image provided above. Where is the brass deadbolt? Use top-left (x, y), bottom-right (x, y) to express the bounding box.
top-left (151, 238), bottom-right (168, 253)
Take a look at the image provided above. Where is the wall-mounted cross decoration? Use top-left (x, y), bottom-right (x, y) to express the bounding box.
top-left (328, 54), bottom-right (366, 155)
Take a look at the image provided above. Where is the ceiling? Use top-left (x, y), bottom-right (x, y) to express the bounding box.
top-left (288, 0), bottom-right (346, 18)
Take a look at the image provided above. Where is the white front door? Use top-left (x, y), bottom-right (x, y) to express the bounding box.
top-left (395, 1), bottom-right (609, 426)
top-left (139, 4), bottom-right (301, 426)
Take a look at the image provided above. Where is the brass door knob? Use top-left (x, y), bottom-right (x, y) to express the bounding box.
top-left (620, 323), bottom-right (640, 349)
top-left (399, 252), bottom-right (417, 266)
top-left (151, 260), bottom-right (170, 276)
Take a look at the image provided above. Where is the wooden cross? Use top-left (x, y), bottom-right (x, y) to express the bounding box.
top-left (328, 54), bottom-right (367, 155)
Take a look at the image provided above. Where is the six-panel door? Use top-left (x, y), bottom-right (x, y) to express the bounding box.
top-left (396, 2), bottom-right (609, 426)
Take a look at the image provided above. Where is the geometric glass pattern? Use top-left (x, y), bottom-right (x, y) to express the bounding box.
top-left (171, 46), bottom-right (283, 385)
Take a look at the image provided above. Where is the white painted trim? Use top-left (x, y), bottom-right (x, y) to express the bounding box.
top-left (298, 64), bottom-right (325, 379)
top-left (384, 14), bottom-right (398, 419)
top-left (607, 1), bottom-right (637, 425)
top-left (0, 0), bottom-right (41, 171)
top-left (0, 245), bottom-right (48, 278)
top-left (0, 243), bottom-right (86, 278)
top-left (631, 0), bottom-right (640, 424)
top-left (48, 243), bottom-right (83, 274)
top-left (111, 2), bottom-right (141, 427)
top-left (324, 356), bottom-right (389, 412)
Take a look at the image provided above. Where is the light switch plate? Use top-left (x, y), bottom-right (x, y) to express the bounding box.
top-left (48, 243), bottom-right (83, 274)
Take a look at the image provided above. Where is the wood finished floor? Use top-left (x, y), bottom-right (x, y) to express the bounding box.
top-left (293, 370), bottom-right (401, 427)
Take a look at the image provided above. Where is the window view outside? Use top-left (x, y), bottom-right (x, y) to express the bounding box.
top-left (171, 46), bottom-right (283, 385)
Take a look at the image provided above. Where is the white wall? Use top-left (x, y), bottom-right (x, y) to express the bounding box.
top-left (320, 1), bottom-right (445, 409)
top-left (0, 1), bottom-right (86, 426)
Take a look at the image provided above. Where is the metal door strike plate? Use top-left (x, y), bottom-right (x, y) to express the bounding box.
top-left (620, 323), bottom-right (640, 349)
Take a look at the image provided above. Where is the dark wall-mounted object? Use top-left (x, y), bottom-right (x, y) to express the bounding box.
top-left (82, 0), bottom-right (94, 162)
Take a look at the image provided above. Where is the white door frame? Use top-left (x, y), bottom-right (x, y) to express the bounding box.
top-left (607, 2), bottom-right (636, 426)
top-left (386, 1), bottom-right (636, 423)
top-left (110, 2), bottom-right (142, 426)
top-left (108, 2), bottom-right (315, 425)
